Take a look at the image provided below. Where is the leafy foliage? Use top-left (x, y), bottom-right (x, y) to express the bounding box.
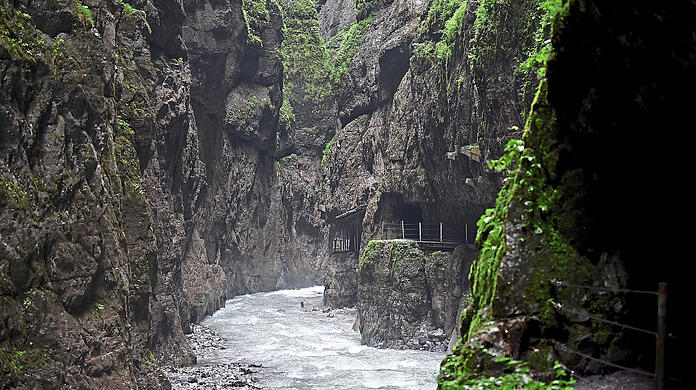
top-left (321, 131), bottom-right (339, 166)
top-left (455, 360), bottom-right (575, 390)
top-left (243, 0), bottom-right (271, 46)
top-left (518, 0), bottom-right (567, 77)
top-left (0, 6), bottom-right (47, 62)
top-left (327, 15), bottom-right (373, 84)
top-left (488, 139), bottom-right (524, 172)
top-left (440, 344), bottom-right (575, 389)
top-left (73, 0), bottom-right (93, 26)
top-left (415, 0), bottom-right (469, 60)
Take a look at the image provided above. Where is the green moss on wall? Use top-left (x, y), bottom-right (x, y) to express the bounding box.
top-left (0, 6), bottom-right (48, 62)
top-left (280, 0), bottom-right (333, 104)
top-left (359, 240), bottom-right (383, 270)
top-left (321, 130), bottom-right (339, 166)
top-left (243, 0), bottom-right (271, 46)
top-left (327, 15), bottom-right (373, 84)
top-left (0, 174), bottom-right (28, 207)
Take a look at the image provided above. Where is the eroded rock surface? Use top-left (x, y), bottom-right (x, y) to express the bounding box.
top-left (357, 241), bottom-right (474, 351)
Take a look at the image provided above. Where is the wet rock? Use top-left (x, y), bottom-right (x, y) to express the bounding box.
top-left (357, 241), bottom-right (475, 351)
top-left (163, 323), bottom-right (262, 389)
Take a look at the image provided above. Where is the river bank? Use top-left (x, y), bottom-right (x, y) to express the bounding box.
top-left (162, 323), bottom-right (262, 389)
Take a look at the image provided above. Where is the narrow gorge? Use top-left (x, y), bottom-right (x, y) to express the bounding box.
top-left (1, 0), bottom-right (692, 388)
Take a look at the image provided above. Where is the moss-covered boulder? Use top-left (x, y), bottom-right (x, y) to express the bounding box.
top-left (358, 240), bottom-right (474, 351)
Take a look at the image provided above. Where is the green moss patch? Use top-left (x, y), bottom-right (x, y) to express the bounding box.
top-left (0, 6), bottom-right (48, 62)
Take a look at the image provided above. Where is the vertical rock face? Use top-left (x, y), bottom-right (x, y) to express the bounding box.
top-left (1, 0), bottom-right (326, 387)
top-left (0, 0), bottom-right (195, 386)
top-left (321, 0), bottom-right (550, 309)
top-left (439, 1), bottom-right (695, 387)
top-left (323, 251), bottom-right (358, 307)
top-left (357, 241), bottom-right (474, 351)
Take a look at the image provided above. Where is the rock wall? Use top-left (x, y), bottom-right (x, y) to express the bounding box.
top-left (439, 0), bottom-right (694, 386)
top-left (1, 0), bottom-right (194, 386)
top-left (357, 240), bottom-right (474, 351)
top-left (324, 251), bottom-right (359, 308)
top-left (1, 0), bottom-right (328, 386)
top-left (320, 0), bottom-right (551, 309)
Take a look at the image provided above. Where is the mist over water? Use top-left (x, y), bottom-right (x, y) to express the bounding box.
top-left (200, 286), bottom-right (445, 389)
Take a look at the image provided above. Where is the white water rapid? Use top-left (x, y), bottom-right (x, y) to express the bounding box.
top-left (199, 286), bottom-right (445, 389)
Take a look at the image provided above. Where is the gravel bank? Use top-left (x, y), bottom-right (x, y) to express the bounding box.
top-left (163, 324), bottom-right (262, 389)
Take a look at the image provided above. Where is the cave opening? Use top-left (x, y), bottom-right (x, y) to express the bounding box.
top-left (391, 200), bottom-right (424, 225)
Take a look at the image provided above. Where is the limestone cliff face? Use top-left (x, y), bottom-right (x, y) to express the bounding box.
top-left (0, 0), bottom-right (195, 386)
top-left (439, 1), bottom-right (694, 386)
top-left (320, 0), bottom-right (549, 315)
top-left (0, 0), bottom-right (326, 387)
top-left (357, 241), bottom-right (474, 351)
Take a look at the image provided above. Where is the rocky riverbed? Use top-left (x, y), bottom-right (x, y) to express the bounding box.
top-left (162, 324), bottom-right (263, 389)
top-left (167, 286), bottom-right (444, 389)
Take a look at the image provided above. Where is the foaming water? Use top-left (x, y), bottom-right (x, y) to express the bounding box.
top-left (200, 286), bottom-right (445, 389)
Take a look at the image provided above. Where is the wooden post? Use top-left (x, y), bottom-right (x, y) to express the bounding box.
top-left (356, 222), bottom-right (360, 253)
top-left (419, 222), bottom-right (422, 241)
top-left (401, 221), bottom-right (405, 239)
top-left (440, 222), bottom-right (443, 242)
top-left (655, 282), bottom-right (667, 390)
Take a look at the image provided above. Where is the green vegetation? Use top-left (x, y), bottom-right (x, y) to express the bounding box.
top-left (327, 15), bottom-right (373, 84)
top-left (123, 2), bottom-right (136, 16)
top-left (518, 0), bottom-right (567, 77)
top-left (0, 6), bottom-right (47, 62)
top-left (440, 79), bottom-right (597, 387)
top-left (116, 0), bottom-right (140, 16)
top-left (51, 36), bottom-right (64, 60)
top-left (279, 153), bottom-right (298, 166)
top-left (118, 116), bottom-right (135, 136)
top-left (415, 0), bottom-right (469, 60)
top-left (0, 345), bottom-right (48, 381)
top-left (488, 139), bottom-right (523, 172)
top-left (73, 0), bottom-right (93, 26)
top-left (355, 0), bottom-right (374, 21)
top-left (226, 93), bottom-right (272, 127)
top-left (280, 96), bottom-right (295, 127)
top-left (358, 241), bottom-right (424, 272)
top-left (280, 0), bottom-right (373, 107)
top-left (115, 116), bottom-right (146, 198)
top-left (0, 174), bottom-right (27, 206)
top-left (442, 355), bottom-right (575, 389)
top-left (321, 131), bottom-right (339, 166)
top-left (92, 302), bottom-right (105, 318)
top-left (280, 0), bottom-right (333, 104)
top-left (359, 240), bottom-right (383, 271)
top-left (243, 0), bottom-right (271, 46)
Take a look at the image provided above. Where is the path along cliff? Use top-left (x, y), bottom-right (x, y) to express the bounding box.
top-left (2, 0), bottom-right (693, 388)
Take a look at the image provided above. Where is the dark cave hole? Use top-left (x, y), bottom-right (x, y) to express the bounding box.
top-left (392, 200), bottom-right (423, 225)
top-left (380, 194), bottom-right (424, 240)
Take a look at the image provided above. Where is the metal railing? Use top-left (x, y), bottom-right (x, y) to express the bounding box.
top-left (380, 221), bottom-right (471, 244)
top-left (550, 281), bottom-right (674, 389)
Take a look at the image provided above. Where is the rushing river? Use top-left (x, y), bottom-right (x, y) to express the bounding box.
top-left (200, 286), bottom-right (445, 389)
